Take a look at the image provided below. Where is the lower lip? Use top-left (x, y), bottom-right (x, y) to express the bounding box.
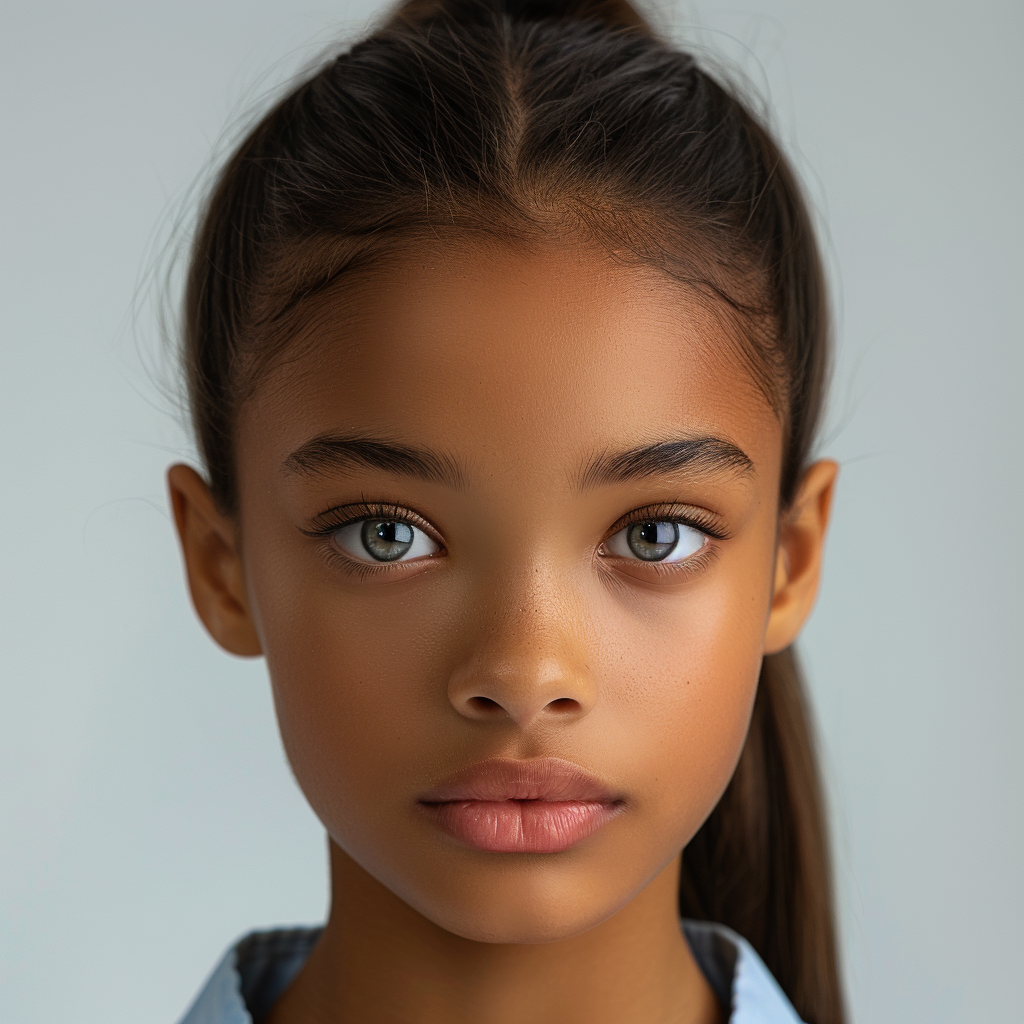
top-left (418, 799), bottom-right (623, 853)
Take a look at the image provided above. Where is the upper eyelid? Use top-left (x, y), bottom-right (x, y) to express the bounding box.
top-left (605, 504), bottom-right (727, 540)
top-left (303, 502), bottom-right (440, 539)
top-left (303, 501), bottom-right (727, 542)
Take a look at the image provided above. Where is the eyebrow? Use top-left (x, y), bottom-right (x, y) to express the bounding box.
top-left (283, 432), bottom-right (753, 492)
top-left (283, 434), bottom-right (468, 490)
top-left (576, 436), bottom-right (754, 490)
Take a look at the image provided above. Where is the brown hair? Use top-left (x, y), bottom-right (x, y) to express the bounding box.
top-left (181, 0), bottom-right (843, 1020)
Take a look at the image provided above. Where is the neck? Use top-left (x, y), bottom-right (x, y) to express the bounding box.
top-left (267, 842), bottom-right (725, 1024)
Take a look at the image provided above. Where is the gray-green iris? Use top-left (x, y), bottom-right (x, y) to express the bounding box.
top-left (627, 521), bottom-right (678, 561)
top-left (361, 519), bottom-right (415, 561)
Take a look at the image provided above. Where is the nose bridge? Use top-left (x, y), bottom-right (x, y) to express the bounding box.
top-left (447, 556), bottom-right (595, 728)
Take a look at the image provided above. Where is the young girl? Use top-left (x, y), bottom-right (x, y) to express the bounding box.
top-left (168, 0), bottom-right (843, 1021)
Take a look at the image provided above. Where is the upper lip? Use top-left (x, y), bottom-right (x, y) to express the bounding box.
top-left (418, 756), bottom-right (621, 803)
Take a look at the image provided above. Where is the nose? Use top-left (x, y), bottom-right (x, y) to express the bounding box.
top-left (446, 573), bottom-right (596, 729)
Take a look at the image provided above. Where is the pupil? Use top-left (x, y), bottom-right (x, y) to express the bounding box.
top-left (627, 521), bottom-right (678, 562)
top-left (362, 519), bottom-right (414, 561)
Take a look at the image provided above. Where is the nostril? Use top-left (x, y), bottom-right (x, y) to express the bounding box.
top-left (467, 695), bottom-right (503, 713)
top-left (458, 693), bottom-right (584, 722)
top-left (547, 697), bottom-right (580, 712)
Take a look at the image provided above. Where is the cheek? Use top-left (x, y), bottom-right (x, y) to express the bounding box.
top-left (635, 636), bottom-right (761, 845)
top-left (249, 554), bottom-right (465, 849)
top-left (597, 555), bottom-right (772, 846)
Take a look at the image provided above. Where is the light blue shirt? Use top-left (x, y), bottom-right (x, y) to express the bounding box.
top-left (178, 919), bottom-right (804, 1023)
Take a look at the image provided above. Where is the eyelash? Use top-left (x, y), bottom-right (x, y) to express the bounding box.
top-left (608, 504), bottom-right (727, 542)
top-left (301, 500), bottom-right (727, 578)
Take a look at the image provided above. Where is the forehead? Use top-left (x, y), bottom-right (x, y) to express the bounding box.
top-left (237, 239), bottom-right (781, 482)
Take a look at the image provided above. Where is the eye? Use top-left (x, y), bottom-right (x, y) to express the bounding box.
top-left (604, 519), bottom-right (706, 563)
top-left (332, 518), bottom-right (440, 563)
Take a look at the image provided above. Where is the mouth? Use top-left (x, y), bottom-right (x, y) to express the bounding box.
top-left (416, 756), bottom-right (626, 854)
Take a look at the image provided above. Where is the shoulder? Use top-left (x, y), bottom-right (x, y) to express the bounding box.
top-left (682, 919), bottom-right (806, 1024)
top-left (177, 926), bottom-right (321, 1024)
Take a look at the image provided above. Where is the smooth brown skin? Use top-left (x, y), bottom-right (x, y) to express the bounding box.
top-left (169, 238), bottom-right (836, 1024)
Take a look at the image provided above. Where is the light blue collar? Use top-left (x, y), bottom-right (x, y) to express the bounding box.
top-left (179, 919), bottom-right (804, 1023)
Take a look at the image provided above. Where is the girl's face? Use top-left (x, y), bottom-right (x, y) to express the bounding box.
top-left (172, 238), bottom-right (834, 944)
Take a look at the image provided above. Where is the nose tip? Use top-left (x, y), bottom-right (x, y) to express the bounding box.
top-left (448, 658), bottom-right (593, 729)
top-left (447, 569), bottom-right (595, 728)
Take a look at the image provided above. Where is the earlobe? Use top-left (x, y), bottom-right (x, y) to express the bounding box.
top-left (763, 459), bottom-right (838, 655)
top-left (167, 464), bottom-right (263, 658)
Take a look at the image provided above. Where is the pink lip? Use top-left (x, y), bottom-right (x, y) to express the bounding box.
top-left (417, 757), bottom-right (625, 853)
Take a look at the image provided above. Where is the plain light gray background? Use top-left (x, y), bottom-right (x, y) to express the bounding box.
top-left (1, 1), bottom-right (1020, 1020)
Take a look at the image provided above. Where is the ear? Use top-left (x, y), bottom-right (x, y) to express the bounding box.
top-left (764, 459), bottom-right (839, 655)
top-left (167, 464), bottom-right (262, 657)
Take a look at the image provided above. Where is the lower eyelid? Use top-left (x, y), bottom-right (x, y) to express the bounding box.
top-left (320, 541), bottom-right (439, 579)
top-left (609, 544), bottom-right (718, 581)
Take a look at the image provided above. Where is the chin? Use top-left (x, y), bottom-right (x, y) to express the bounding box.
top-left (396, 864), bottom-right (632, 945)
top-left (424, 900), bottom-right (612, 945)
